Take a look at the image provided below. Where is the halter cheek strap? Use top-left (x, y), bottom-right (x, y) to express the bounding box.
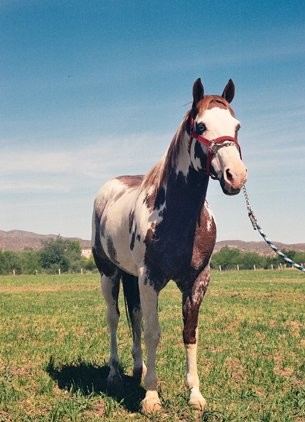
top-left (188, 117), bottom-right (242, 178)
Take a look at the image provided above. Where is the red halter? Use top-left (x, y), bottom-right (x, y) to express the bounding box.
top-left (189, 117), bottom-right (241, 179)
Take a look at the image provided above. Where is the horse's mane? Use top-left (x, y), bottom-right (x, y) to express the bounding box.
top-left (142, 95), bottom-right (233, 191)
top-left (141, 114), bottom-right (188, 191)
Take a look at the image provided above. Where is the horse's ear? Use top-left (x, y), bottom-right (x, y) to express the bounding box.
top-left (222, 79), bottom-right (235, 103)
top-left (193, 78), bottom-right (204, 106)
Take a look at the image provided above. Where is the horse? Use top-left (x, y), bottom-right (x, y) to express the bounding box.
top-left (92, 77), bottom-right (248, 414)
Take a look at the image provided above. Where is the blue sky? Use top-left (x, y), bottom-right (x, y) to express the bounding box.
top-left (1, 0), bottom-right (305, 243)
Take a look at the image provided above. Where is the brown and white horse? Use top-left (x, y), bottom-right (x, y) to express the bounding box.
top-left (92, 78), bottom-right (247, 413)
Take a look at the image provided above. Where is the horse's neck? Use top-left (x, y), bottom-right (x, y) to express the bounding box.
top-left (161, 129), bottom-right (210, 216)
top-left (165, 167), bottom-right (209, 217)
top-left (142, 123), bottom-right (210, 216)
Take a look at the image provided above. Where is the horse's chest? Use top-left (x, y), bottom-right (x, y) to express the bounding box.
top-left (143, 204), bottom-right (216, 284)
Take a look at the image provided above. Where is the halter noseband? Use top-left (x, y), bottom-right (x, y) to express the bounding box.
top-left (188, 117), bottom-right (242, 179)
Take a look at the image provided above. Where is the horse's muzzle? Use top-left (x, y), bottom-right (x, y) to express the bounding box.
top-left (220, 165), bottom-right (248, 196)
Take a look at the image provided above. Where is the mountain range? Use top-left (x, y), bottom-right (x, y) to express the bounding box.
top-left (1, 230), bottom-right (305, 256)
top-left (0, 230), bottom-right (91, 251)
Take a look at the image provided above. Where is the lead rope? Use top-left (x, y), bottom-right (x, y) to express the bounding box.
top-left (242, 185), bottom-right (305, 273)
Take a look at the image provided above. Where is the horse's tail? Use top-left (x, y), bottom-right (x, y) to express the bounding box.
top-left (121, 272), bottom-right (141, 331)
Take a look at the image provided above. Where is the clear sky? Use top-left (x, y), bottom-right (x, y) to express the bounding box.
top-left (1, 0), bottom-right (305, 243)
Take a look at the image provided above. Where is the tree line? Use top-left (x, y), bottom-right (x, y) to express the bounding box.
top-left (0, 237), bottom-right (96, 275)
top-left (211, 246), bottom-right (305, 270)
top-left (1, 240), bottom-right (305, 275)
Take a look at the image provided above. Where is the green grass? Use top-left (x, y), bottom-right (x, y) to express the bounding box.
top-left (0, 270), bottom-right (304, 421)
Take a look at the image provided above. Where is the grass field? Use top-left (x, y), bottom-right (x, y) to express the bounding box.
top-left (0, 270), bottom-right (304, 421)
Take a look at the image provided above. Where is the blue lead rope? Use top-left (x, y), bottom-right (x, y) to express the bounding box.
top-left (242, 185), bottom-right (305, 273)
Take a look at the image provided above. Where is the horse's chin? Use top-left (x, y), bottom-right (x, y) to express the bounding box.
top-left (220, 177), bottom-right (241, 196)
top-left (223, 187), bottom-right (241, 196)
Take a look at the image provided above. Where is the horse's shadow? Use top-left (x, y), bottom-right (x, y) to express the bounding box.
top-left (46, 356), bottom-right (146, 413)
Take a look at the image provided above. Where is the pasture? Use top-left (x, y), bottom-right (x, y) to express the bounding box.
top-left (0, 270), bottom-right (304, 421)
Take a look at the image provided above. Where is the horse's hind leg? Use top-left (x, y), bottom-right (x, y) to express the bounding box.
top-left (122, 272), bottom-right (145, 383)
top-left (101, 272), bottom-right (122, 393)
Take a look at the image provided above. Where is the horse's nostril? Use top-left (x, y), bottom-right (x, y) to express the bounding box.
top-left (226, 168), bottom-right (233, 182)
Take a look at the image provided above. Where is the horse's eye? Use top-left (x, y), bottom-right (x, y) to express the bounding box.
top-left (196, 122), bottom-right (206, 134)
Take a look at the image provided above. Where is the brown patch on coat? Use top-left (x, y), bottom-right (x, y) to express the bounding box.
top-left (181, 208), bottom-right (215, 345)
top-left (116, 175), bottom-right (143, 188)
top-left (143, 191), bottom-right (156, 210)
top-left (130, 224), bottom-right (138, 251)
top-left (143, 164), bottom-right (213, 291)
top-left (128, 210), bottom-right (135, 233)
top-left (143, 161), bottom-right (216, 345)
top-left (143, 186), bottom-right (166, 211)
top-left (107, 237), bottom-right (119, 265)
top-left (182, 266), bottom-right (211, 344)
top-left (191, 206), bottom-right (216, 270)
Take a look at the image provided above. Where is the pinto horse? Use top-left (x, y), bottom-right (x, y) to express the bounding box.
top-left (92, 78), bottom-right (247, 413)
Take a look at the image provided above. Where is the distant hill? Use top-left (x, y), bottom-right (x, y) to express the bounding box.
top-left (214, 239), bottom-right (305, 256)
top-left (0, 230), bottom-right (91, 251)
top-left (0, 229), bottom-right (304, 255)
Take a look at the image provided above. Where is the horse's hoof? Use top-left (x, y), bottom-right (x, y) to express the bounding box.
top-left (141, 390), bottom-right (161, 414)
top-left (142, 397), bottom-right (162, 414)
top-left (189, 390), bottom-right (206, 411)
top-left (107, 373), bottom-right (123, 396)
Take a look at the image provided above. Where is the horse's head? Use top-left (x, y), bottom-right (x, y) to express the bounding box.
top-left (189, 78), bottom-right (247, 195)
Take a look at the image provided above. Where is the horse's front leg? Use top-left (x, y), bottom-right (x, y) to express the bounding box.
top-left (182, 266), bottom-right (210, 411)
top-left (138, 268), bottom-right (161, 414)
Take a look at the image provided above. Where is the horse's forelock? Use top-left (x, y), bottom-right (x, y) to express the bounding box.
top-left (197, 95), bottom-right (235, 116)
